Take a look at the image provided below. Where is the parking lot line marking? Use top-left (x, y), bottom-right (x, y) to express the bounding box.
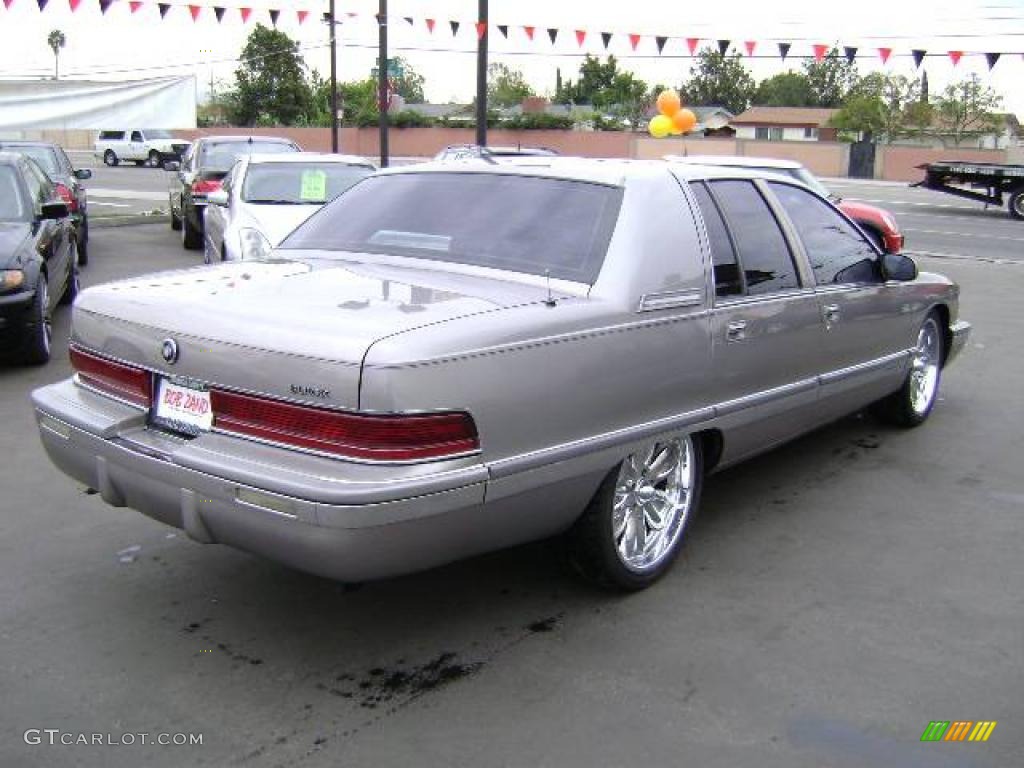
top-left (90, 201), bottom-right (132, 208)
top-left (87, 188), bottom-right (167, 201)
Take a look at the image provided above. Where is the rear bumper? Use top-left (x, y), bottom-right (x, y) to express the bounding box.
top-left (946, 320), bottom-right (971, 366)
top-left (32, 378), bottom-right (493, 582)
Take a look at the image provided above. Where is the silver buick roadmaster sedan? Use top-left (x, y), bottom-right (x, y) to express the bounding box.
top-left (32, 159), bottom-right (970, 590)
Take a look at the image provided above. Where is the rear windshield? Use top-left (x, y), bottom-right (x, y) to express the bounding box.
top-left (6, 146), bottom-right (58, 176)
top-left (0, 166), bottom-right (28, 221)
top-left (242, 163), bottom-right (373, 204)
top-left (200, 141), bottom-right (297, 171)
top-left (280, 172), bottom-right (622, 284)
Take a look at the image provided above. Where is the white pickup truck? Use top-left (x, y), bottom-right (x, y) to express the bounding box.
top-left (93, 130), bottom-right (191, 168)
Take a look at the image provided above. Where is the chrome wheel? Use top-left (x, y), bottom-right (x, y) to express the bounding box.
top-left (909, 317), bottom-right (941, 415)
top-left (612, 436), bottom-right (695, 572)
top-left (38, 279), bottom-right (52, 356)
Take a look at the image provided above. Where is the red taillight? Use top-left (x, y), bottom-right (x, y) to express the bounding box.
top-left (210, 389), bottom-right (479, 461)
top-left (192, 178), bottom-right (222, 196)
top-left (55, 182), bottom-right (78, 212)
top-left (70, 347), bottom-right (152, 408)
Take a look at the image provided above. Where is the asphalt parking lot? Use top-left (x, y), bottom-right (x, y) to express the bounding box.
top-left (1, 210), bottom-right (1022, 766)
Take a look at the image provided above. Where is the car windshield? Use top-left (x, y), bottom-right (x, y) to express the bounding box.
top-left (242, 163), bottom-right (373, 204)
top-left (6, 146), bottom-right (58, 176)
top-left (200, 141), bottom-right (296, 171)
top-left (281, 172), bottom-right (623, 284)
top-left (144, 130), bottom-right (174, 139)
top-left (0, 166), bottom-right (28, 220)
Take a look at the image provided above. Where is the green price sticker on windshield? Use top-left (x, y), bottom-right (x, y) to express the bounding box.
top-left (300, 170), bottom-right (327, 201)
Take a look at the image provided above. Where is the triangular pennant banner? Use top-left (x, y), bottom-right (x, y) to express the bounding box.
top-left (778, 42), bottom-right (791, 60)
top-left (523, 26), bottom-right (535, 41)
top-left (718, 40), bottom-right (730, 56)
top-left (214, 6), bottom-right (225, 22)
top-left (497, 24), bottom-right (508, 38)
top-left (297, 10), bottom-right (308, 24)
top-left (547, 28), bottom-right (558, 44)
top-left (948, 50), bottom-right (962, 66)
top-left (656, 36), bottom-right (668, 54)
top-left (601, 32), bottom-right (612, 49)
top-left (425, 18), bottom-right (435, 33)
top-left (37, 0), bottom-right (48, 11)
top-left (911, 49), bottom-right (926, 68)
top-left (575, 30), bottom-right (586, 48)
top-left (403, 16), bottom-right (413, 26)
top-left (878, 47), bottom-right (892, 64)
top-left (985, 51), bottom-right (1001, 69)
top-left (744, 41), bottom-right (756, 57)
top-left (813, 44), bottom-right (828, 62)
top-left (629, 33), bottom-right (641, 51)
top-left (129, 1), bottom-right (142, 12)
top-left (157, 2), bottom-right (169, 17)
top-left (71, 0), bottom-right (84, 11)
top-left (269, 8), bottom-right (279, 26)
top-left (686, 38), bottom-right (699, 55)
top-left (844, 46), bottom-right (857, 63)
top-left (240, 7), bottom-right (251, 22)
top-left (188, 4), bottom-right (200, 21)
top-left (449, 20), bottom-right (459, 36)
top-left (100, 0), bottom-right (115, 13)
top-left (476, 22), bottom-right (487, 40)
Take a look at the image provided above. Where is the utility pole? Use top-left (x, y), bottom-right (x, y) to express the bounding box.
top-left (476, 0), bottom-right (488, 146)
top-left (378, 0), bottom-right (389, 167)
top-left (329, 0), bottom-right (339, 153)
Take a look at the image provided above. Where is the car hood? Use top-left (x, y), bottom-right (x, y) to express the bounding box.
top-left (236, 203), bottom-right (321, 246)
top-left (0, 222), bottom-right (30, 267)
top-left (70, 256), bottom-right (564, 409)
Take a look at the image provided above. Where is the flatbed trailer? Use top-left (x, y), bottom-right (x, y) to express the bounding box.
top-left (912, 161), bottom-right (1024, 220)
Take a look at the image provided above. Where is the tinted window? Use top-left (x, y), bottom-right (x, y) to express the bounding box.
top-left (99, 131), bottom-right (124, 140)
top-left (691, 182), bottom-right (741, 297)
top-left (769, 182), bottom-right (881, 285)
top-left (24, 160), bottom-right (52, 201)
top-left (0, 166), bottom-right (28, 220)
top-left (709, 180), bottom-right (799, 294)
top-left (200, 141), bottom-right (298, 171)
top-left (282, 172), bottom-right (623, 284)
top-left (3, 146), bottom-right (59, 176)
top-left (130, 131), bottom-right (143, 142)
top-left (242, 163), bottom-right (373, 204)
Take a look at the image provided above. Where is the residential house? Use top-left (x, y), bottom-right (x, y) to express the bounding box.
top-left (730, 106), bottom-right (840, 142)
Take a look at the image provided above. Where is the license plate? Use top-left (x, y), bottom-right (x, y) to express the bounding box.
top-left (153, 377), bottom-right (213, 436)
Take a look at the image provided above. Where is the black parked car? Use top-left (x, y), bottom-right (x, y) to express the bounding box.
top-left (165, 135), bottom-right (300, 251)
top-left (0, 141), bottom-right (92, 265)
top-left (0, 152), bottom-right (77, 364)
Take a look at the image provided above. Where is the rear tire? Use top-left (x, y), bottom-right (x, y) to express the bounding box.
top-left (181, 208), bottom-right (202, 250)
top-left (103, 150), bottom-right (118, 167)
top-left (21, 275), bottom-right (52, 365)
top-left (1009, 188), bottom-right (1024, 221)
top-left (77, 220), bottom-right (89, 266)
top-left (873, 311), bottom-right (944, 427)
top-left (170, 196), bottom-right (182, 231)
top-left (148, 150), bottom-right (161, 168)
top-left (567, 434), bottom-right (703, 591)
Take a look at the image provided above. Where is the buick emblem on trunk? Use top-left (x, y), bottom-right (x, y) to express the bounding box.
top-left (161, 338), bottom-right (179, 364)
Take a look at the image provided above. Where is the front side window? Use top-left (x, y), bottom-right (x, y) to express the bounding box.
top-left (769, 182), bottom-right (881, 285)
top-left (708, 180), bottom-right (799, 295)
top-left (691, 182), bottom-right (742, 297)
top-left (282, 172), bottom-right (623, 284)
top-left (130, 131), bottom-right (143, 142)
top-left (0, 166), bottom-right (28, 220)
top-left (242, 163), bottom-right (373, 205)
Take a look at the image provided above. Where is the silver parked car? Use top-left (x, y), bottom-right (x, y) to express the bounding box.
top-left (32, 159), bottom-right (969, 590)
top-left (202, 152), bottom-right (375, 263)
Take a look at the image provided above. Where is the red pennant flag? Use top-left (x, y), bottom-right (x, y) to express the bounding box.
top-left (686, 38), bottom-right (699, 55)
top-left (948, 50), bottom-right (963, 66)
top-left (425, 18), bottom-right (435, 33)
top-left (744, 41), bottom-right (756, 57)
top-left (812, 44), bottom-right (828, 62)
top-left (240, 7), bottom-right (251, 22)
top-left (70, 0), bottom-right (84, 10)
top-left (575, 29), bottom-right (586, 48)
top-left (297, 10), bottom-right (308, 25)
top-left (476, 22), bottom-right (487, 40)
top-left (878, 47), bottom-right (892, 64)
top-left (2, 0), bottom-right (13, 8)
top-left (188, 4), bottom-right (200, 21)
top-left (523, 25), bottom-right (535, 41)
top-left (628, 33), bottom-right (641, 51)
top-left (129, 1), bottom-right (142, 12)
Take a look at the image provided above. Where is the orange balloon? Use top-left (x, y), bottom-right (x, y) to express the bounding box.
top-left (656, 89), bottom-right (681, 118)
top-left (672, 108), bottom-right (697, 134)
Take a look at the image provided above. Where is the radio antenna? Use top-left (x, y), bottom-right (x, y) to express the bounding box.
top-left (544, 269), bottom-right (557, 307)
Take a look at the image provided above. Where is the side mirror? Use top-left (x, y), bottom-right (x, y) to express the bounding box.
top-left (881, 252), bottom-right (917, 282)
top-left (73, 168), bottom-right (92, 180)
top-left (207, 189), bottom-right (229, 207)
top-left (40, 201), bottom-right (70, 220)
top-left (163, 160), bottom-right (180, 172)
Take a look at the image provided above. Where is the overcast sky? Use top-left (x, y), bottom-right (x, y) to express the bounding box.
top-left (3, 0), bottom-right (1022, 118)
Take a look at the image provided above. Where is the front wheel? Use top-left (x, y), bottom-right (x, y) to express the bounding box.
top-left (103, 149), bottom-right (118, 167)
top-left (567, 434), bottom-right (703, 590)
top-left (1009, 188), bottom-right (1024, 221)
top-left (873, 312), bottom-right (944, 427)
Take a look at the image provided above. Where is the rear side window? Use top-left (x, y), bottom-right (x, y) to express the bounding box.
top-left (769, 182), bottom-right (881, 285)
top-left (708, 180), bottom-right (799, 295)
top-left (691, 182), bottom-right (742, 297)
top-left (99, 131), bottom-right (124, 141)
top-left (282, 172), bottom-right (623, 284)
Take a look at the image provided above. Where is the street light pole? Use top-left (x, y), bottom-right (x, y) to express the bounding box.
top-left (378, 0), bottom-right (389, 167)
top-left (329, 0), bottom-right (339, 153)
top-left (476, 0), bottom-right (488, 146)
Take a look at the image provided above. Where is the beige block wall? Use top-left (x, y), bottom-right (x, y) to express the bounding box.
top-left (877, 146), bottom-right (1010, 182)
top-left (740, 141), bottom-right (848, 177)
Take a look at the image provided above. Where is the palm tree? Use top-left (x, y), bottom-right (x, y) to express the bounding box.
top-left (48, 29), bottom-right (66, 80)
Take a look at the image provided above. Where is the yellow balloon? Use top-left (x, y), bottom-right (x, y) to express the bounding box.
top-left (648, 114), bottom-right (673, 138)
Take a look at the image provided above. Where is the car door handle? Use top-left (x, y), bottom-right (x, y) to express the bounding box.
top-left (822, 304), bottom-right (841, 325)
top-left (726, 320), bottom-right (748, 342)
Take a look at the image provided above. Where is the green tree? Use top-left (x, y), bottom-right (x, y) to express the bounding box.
top-left (556, 55), bottom-right (621, 104)
top-left (934, 74), bottom-right (1003, 146)
top-left (487, 63), bottom-right (535, 108)
top-left (680, 50), bottom-right (755, 114)
top-left (47, 29), bottom-right (66, 81)
top-left (801, 46), bottom-right (859, 107)
top-left (832, 73), bottom-right (923, 142)
top-left (753, 71), bottom-right (814, 107)
top-left (230, 24), bottom-right (312, 126)
top-left (389, 57), bottom-right (425, 103)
